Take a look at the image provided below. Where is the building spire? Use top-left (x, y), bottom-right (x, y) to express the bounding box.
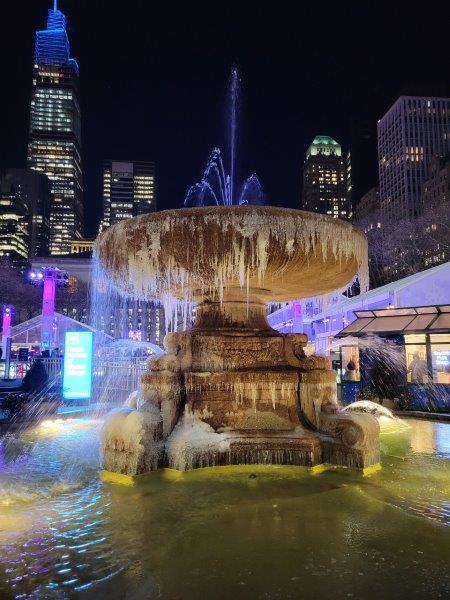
top-left (53, 0), bottom-right (58, 11)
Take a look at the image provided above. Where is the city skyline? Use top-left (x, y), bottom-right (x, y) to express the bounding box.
top-left (0, 1), bottom-right (449, 237)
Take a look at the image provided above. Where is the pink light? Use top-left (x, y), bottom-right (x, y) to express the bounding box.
top-left (42, 276), bottom-right (56, 316)
top-left (293, 301), bottom-right (302, 319)
top-left (2, 307), bottom-right (12, 339)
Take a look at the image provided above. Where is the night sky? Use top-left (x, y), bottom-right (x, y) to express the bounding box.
top-left (1, 0), bottom-right (449, 238)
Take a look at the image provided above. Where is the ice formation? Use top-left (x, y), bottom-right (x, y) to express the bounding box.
top-left (342, 401), bottom-right (395, 421)
top-left (95, 205), bottom-right (380, 475)
top-left (165, 410), bottom-right (231, 471)
top-left (101, 407), bottom-right (163, 475)
top-left (124, 390), bottom-right (139, 409)
top-left (94, 206), bottom-right (368, 331)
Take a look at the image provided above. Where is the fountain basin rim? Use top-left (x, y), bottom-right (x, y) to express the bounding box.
top-left (96, 204), bottom-right (366, 238)
top-left (94, 205), bottom-right (368, 303)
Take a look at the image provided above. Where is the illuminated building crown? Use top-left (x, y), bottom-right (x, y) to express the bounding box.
top-left (34, 1), bottom-right (79, 74)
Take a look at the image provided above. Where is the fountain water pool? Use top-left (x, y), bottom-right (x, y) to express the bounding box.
top-left (0, 416), bottom-right (449, 598)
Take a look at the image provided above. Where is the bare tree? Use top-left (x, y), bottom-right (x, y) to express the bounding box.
top-left (0, 259), bottom-right (41, 322)
top-left (360, 196), bottom-right (450, 287)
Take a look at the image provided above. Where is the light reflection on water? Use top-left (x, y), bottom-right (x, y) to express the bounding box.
top-left (0, 419), bottom-right (123, 598)
top-left (0, 417), bottom-right (449, 599)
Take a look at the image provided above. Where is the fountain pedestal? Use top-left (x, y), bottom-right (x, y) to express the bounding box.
top-left (123, 291), bottom-right (380, 472)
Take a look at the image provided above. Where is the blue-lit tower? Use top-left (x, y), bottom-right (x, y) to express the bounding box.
top-left (28, 1), bottom-right (83, 255)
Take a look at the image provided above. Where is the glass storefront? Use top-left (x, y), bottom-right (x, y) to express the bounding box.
top-left (430, 334), bottom-right (450, 384)
top-left (337, 334), bottom-right (450, 387)
top-left (340, 345), bottom-right (360, 382)
top-left (404, 334), bottom-right (428, 383)
top-left (335, 306), bottom-right (450, 410)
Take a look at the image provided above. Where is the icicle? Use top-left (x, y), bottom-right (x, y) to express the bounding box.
top-left (94, 208), bottom-right (369, 332)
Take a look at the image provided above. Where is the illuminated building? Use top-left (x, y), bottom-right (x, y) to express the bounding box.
top-left (377, 96), bottom-right (450, 221)
top-left (422, 154), bottom-right (450, 211)
top-left (421, 154), bottom-right (450, 267)
top-left (28, 1), bottom-right (83, 256)
top-left (346, 150), bottom-right (353, 210)
top-left (0, 175), bottom-right (29, 260)
top-left (70, 238), bottom-right (94, 255)
top-left (355, 187), bottom-right (380, 223)
top-left (100, 160), bottom-right (156, 232)
top-left (31, 256), bottom-right (167, 347)
top-left (1, 168), bottom-right (52, 257)
top-left (301, 136), bottom-right (351, 219)
top-left (354, 187), bottom-right (383, 287)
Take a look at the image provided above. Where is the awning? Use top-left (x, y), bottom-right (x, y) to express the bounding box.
top-left (336, 305), bottom-right (450, 338)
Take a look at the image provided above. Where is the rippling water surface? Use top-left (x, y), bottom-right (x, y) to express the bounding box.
top-left (0, 417), bottom-right (449, 599)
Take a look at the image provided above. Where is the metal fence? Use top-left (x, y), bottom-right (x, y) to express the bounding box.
top-left (92, 358), bottom-right (149, 397)
top-left (1, 357), bottom-right (149, 403)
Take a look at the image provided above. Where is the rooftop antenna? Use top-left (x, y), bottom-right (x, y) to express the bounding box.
top-left (53, 0), bottom-right (58, 11)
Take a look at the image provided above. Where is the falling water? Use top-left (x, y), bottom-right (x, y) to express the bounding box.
top-left (87, 255), bottom-right (167, 407)
top-left (184, 69), bottom-right (265, 207)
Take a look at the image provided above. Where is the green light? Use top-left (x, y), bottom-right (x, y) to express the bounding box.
top-left (306, 135), bottom-right (342, 158)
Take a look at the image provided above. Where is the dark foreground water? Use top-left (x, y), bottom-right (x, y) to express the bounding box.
top-left (0, 417), bottom-right (449, 599)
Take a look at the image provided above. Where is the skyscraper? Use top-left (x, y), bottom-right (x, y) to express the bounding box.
top-left (0, 175), bottom-right (29, 261)
top-left (301, 136), bottom-right (351, 219)
top-left (100, 160), bottom-right (156, 232)
top-left (28, 1), bottom-right (83, 255)
top-left (355, 187), bottom-right (380, 223)
top-left (377, 96), bottom-right (450, 221)
top-left (1, 168), bottom-right (52, 257)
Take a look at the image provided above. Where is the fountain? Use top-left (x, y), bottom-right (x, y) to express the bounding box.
top-left (95, 205), bottom-right (380, 476)
top-left (93, 70), bottom-right (380, 477)
top-left (184, 70), bottom-right (264, 207)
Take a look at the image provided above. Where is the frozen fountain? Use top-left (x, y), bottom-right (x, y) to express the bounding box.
top-left (96, 205), bottom-right (380, 476)
top-left (94, 70), bottom-right (380, 477)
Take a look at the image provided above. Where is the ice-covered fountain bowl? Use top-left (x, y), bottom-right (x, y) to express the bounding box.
top-left (94, 205), bottom-right (368, 304)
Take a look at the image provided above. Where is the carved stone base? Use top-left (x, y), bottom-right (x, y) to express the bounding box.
top-left (166, 433), bottom-right (323, 470)
top-left (101, 294), bottom-right (380, 476)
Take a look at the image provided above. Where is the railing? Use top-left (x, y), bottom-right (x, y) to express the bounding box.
top-left (92, 358), bottom-right (149, 396)
top-left (2, 357), bottom-right (149, 402)
top-left (30, 357), bottom-right (63, 381)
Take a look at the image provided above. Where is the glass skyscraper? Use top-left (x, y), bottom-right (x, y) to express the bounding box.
top-left (28, 1), bottom-right (83, 255)
top-left (100, 160), bottom-right (156, 232)
top-left (1, 168), bottom-right (52, 257)
top-left (378, 96), bottom-right (450, 221)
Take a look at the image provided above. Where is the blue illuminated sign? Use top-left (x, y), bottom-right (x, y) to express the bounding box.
top-left (63, 331), bottom-right (94, 400)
